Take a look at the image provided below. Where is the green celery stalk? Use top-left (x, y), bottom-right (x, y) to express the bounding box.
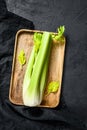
top-left (23, 33), bottom-right (43, 105)
top-left (23, 46), bottom-right (35, 99)
top-left (39, 41), bottom-right (51, 102)
top-left (23, 32), bottom-right (52, 106)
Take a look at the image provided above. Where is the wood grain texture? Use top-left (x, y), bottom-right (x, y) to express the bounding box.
top-left (9, 29), bottom-right (66, 108)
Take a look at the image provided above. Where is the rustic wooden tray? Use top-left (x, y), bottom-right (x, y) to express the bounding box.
top-left (9, 29), bottom-right (66, 108)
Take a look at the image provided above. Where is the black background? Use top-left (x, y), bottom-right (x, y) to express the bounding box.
top-left (0, 0), bottom-right (87, 129)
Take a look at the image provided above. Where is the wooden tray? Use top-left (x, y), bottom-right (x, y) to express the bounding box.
top-left (9, 29), bottom-right (66, 108)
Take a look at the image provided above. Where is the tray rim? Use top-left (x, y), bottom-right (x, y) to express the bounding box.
top-left (9, 29), bottom-right (66, 108)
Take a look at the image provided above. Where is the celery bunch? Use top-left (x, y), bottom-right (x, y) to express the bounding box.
top-left (23, 26), bottom-right (65, 107)
top-left (23, 32), bottom-right (52, 106)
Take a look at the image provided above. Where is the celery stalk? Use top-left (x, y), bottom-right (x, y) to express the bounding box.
top-left (39, 40), bottom-right (51, 102)
top-left (23, 33), bottom-right (42, 105)
top-left (23, 46), bottom-right (35, 99)
top-left (23, 32), bottom-right (52, 106)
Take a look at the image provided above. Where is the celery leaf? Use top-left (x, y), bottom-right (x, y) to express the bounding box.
top-left (52, 26), bottom-right (65, 42)
top-left (34, 32), bottom-right (43, 52)
top-left (47, 81), bottom-right (60, 95)
top-left (18, 50), bottom-right (26, 66)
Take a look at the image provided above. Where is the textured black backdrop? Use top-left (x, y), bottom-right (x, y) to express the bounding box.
top-left (0, 0), bottom-right (87, 129)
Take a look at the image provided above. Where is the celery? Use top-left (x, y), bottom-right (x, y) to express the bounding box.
top-left (52, 26), bottom-right (65, 43)
top-left (23, 32), bottom-right (52, 106)
top-left (23, 33), bottom-right (43, 103)
top-left (23, 46), bottom-right (35, 99)
top-left (47, 81), bottom-right (60, 95)
top-left (39, 48), bottom-right (50, 102)
top-left (23, 26), bottom-right (65, 107)
top-left (18, 50), bottom-right (26, 66)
